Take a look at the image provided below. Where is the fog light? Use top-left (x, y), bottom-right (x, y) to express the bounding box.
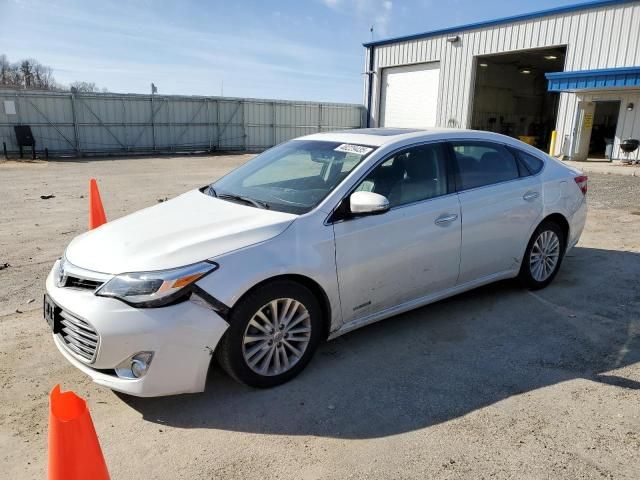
top-left (131, 352), bottom-right (153, 378)
top-left (115, 351), bottom-right (154, 379)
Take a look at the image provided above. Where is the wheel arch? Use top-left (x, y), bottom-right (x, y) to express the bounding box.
top-left (539, 212), bottom-right (570, 252)
top-left (231, 274), bottom-right (333, 340)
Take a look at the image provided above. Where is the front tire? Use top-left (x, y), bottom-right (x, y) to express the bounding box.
top-left (216, 280), bottom-right (323, 388)
top-left (519, 221), bottom-right (565, 290)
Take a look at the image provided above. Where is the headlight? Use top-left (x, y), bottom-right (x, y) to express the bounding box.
top-left (96, 261), bottom-right (218, 307)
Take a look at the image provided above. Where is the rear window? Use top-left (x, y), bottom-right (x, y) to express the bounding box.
top-left (512, 149), bottom-right (544, 176)
top-left (452, 142), bottom-right (519, 190)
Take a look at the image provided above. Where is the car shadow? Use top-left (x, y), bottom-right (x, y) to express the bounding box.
top-left (121, 246), bottom-right (640, 439)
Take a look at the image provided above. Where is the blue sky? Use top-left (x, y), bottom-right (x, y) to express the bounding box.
top-left (1, 0), bottom-right (592, 102)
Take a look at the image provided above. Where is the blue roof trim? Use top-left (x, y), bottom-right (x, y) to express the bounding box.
top-left (545, 66), bottom-right (640, 91)
top-left (363, 0), bottom-right (637, 47)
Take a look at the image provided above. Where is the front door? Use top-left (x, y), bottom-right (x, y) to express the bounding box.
top-left (333, 142), bottom-right (461, 324)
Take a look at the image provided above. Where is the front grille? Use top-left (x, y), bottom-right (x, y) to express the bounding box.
top-left (63, 275), bottom-right (103, 291)
top-left (58, 310), bottom-right (99, 362)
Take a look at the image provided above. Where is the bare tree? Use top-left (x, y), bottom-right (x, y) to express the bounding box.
top-left (0, 54), bottom-right (11, 85)
top-left (0, 55), bottom-right (20, 88)
top-left (0, 54), bottom-right (106, 92)
top-left (20, 60), bottom-right (34, 88)
top-left (0, 58), bottom-right (23, 88)
top-left (33, 62), bottom-right (55, 89)
top-left (1, 55), bottom-right (57, 90)
top-left (69, 81), bottom-right (99, 93)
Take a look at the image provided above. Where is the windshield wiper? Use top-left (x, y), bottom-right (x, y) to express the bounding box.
top-left (217, 193), bottom-right (270, 209)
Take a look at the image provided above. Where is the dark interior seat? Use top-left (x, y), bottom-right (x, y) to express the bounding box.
top-left (456, 150), bottom-right (518, 189)
top-left (479, 151), bottom-right (517, 183)
top-left (388, 149), bottom-right (442, 205)
top-left (356, 156), bottom-right (405, 197)
top-left (456, 153), bottom-right (480, 189)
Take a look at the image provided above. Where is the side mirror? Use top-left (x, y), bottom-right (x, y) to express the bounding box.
top-left (349, 191), bottom-right (390, 215)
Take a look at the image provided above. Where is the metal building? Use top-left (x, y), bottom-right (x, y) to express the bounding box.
top-left (363, 0), bottom-right (640, 162)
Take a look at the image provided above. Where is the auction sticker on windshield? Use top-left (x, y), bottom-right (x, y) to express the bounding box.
top-left (334, 144), bottom-right (373, 155)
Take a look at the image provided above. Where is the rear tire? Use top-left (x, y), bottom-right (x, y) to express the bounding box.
top-left (216, 280), bottom-right (323, 388)
top-left (519, 221), bottom-right (565, 290)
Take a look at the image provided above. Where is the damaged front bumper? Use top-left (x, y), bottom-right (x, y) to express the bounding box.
top-left (45, 265), bottom-right (229, 397)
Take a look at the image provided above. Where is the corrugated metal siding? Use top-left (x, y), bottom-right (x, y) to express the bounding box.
top-left (366, 1), bottom-right (640, 152)
top-left (0, 90), bottom-right (364, 156)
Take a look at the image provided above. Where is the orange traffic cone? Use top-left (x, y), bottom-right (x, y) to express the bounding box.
top-left (89, 178), bottom-right (107, 229)
top-left (48, 384), bottom-right (110, 480)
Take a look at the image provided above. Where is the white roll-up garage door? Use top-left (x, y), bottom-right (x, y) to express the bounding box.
top-left (379, 62), bottom-right (440, 129)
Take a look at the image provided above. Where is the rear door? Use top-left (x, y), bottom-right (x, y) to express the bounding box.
top-left (450, 141), bottom-right (543, 284)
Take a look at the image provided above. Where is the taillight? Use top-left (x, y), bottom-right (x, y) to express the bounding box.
top-left (574, 175), bottom-right (588, 195)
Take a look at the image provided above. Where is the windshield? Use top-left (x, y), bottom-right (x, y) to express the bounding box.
top-left (208, 140), bottom-right (376, 214)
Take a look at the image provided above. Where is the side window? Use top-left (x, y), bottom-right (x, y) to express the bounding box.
top-left (512, 149), bottom-right (545, 176)
top-left (356, 143), bottom-right (448, 207)
top-left (452, 142), bottom-right (519, 190)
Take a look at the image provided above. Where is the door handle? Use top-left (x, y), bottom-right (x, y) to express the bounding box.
top-left (523, 191), bottom-right (540, 201)
top-left (435, 213), bottom-right (458, 226)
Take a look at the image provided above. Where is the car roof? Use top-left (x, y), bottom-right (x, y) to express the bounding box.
top-left (300, 127), bottom-right (507, 147)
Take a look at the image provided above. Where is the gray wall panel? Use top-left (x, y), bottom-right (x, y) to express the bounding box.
top-left (0, 90), bottom-right (363, 156)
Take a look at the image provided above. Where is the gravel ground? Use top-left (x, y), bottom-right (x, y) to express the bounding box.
top-left (586, 174), bottom-right (640, 212)
top-left (0, 155), bottom-right (639, 479)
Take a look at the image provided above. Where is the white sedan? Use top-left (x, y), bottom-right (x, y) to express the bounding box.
top-left (44, 128), bottom-right (588, 396)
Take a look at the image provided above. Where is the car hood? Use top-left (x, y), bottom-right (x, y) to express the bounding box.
top-left (65, 189), bottom-right (296, 274)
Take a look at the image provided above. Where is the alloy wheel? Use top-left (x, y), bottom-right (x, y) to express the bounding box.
top-left (242, 298), bottom-right (312, 376)
top-left (529, 230), bottom-right (561, 282)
